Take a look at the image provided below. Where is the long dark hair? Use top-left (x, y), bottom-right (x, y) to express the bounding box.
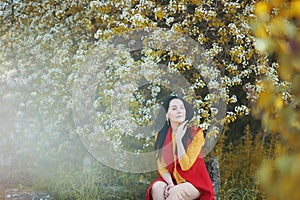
top-left (154, 95), bottom-right (194, 160)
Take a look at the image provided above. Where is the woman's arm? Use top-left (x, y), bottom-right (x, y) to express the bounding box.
top-left (175, 121), bottom-right (188, 160)
top-left (176, 125), bottom-right (205, 171)
top-left (161, 172), bottom-right (174, 185)
top-left (176, 137), bottom-right (186, 160)
top-left (161, 172), bottom-right (174, 198)
top-left (157, 156), bottom-right (174, 186)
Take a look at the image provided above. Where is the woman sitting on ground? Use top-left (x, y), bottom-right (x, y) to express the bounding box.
top-left (146, 95), bottom-right (214, 200)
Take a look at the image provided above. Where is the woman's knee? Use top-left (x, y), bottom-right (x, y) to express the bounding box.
top-left (152, 181), bottom-right (167, 191)
top-left (167, 182), bottom-right (200, 200)
top-left (151, 181), bottom-right (167, 198)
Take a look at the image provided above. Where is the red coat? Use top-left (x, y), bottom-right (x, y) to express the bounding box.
top-left (146, 127), bottom-right (214, 200)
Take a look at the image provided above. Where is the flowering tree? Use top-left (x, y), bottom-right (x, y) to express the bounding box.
top-left (0, 0), bottom-right (285, 187)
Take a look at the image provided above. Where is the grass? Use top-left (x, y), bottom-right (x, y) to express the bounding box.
top-left (0, 124), bottom-right (276, 199)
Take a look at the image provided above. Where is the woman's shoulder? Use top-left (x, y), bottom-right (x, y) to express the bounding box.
top-left (189, 126), bottom-right (202, 133)
top-left (189, 126), bottom-right (202, 137)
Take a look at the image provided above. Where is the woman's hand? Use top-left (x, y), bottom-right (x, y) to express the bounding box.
top-left (164, 182), bottom-right (174, 198)
top-left (175, 120), bottom-right (188, 142)
top-left (175, 120), bottom-right (188, 160)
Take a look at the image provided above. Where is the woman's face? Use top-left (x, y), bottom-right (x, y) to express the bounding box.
top-left (166, 99), bottom-right (186, 124)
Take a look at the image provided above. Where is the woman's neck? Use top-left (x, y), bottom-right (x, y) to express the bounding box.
top-left (170, 122), bottom-right (180, 134)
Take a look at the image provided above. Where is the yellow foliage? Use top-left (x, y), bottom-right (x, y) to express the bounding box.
top-left (155, 8), bottom-right (165, 20)
top-left (216, 125), bottom-right (276, 199)
top-left (253, 0), bottom-right (300, 199)
top-left (274, 95), bottom-right (283, 109)
top-left (255, 2), bottom-right (271, 22)
top-left (191, 0), bottom-right (202, 5)
top-left (290, 0), bottom-right (300, 19)
top-left (257, 154), bottom-right (300, 200)
top-left (253, 23), bottom-right (269, 38)
top-left (258, 94), bottom-right (271, 110)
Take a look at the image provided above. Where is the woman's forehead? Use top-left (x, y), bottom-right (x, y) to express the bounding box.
top-left (169, 99), bottom-right (184, 106)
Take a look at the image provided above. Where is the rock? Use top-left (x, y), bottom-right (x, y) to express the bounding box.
top-left (4, 189), bottom-right (52, 200)
top-left (205, 156), bottom-right (221, 197)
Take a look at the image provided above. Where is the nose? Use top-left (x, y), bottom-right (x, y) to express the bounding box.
top-left (178, 108), bottom-right (184, 114)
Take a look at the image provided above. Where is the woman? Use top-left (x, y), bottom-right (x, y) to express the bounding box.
top-left (146, 95), bottom-right (214, 200)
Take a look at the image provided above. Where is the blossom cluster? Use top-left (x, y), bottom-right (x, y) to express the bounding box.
top-left (0, 0), bottom-right (288, 170)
